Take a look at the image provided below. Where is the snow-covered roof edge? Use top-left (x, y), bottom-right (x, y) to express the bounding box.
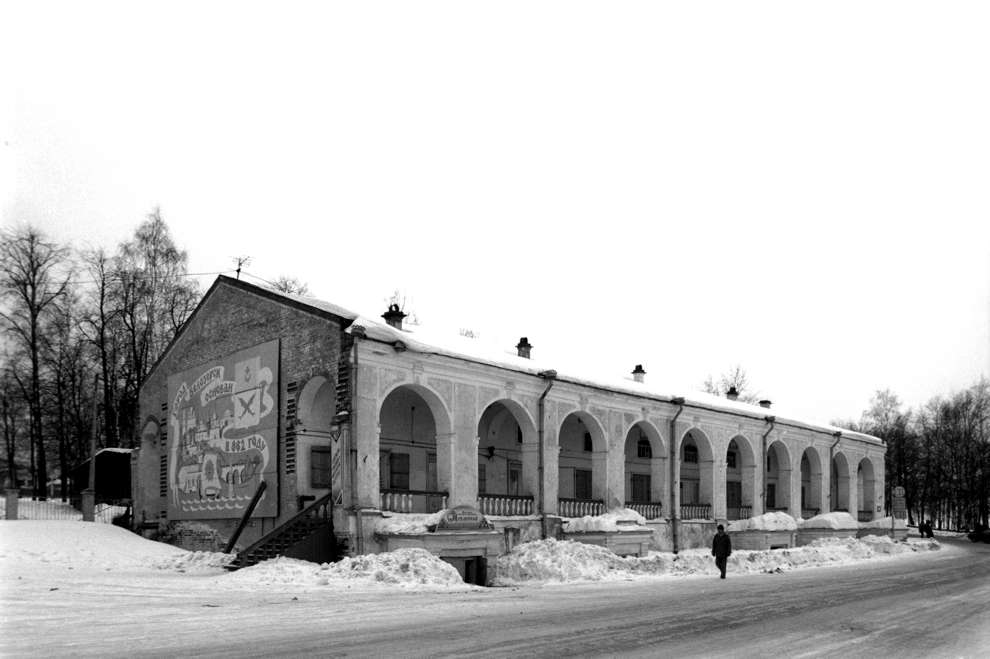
top-left (345, 315), bottom-right (883, 445)
top-left (182, 277), bottom-right (879, 446)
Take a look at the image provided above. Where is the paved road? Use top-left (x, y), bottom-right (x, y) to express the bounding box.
top-left (5, 538), bottom-right (989, 658)
top-left (194, 538), bottom-right (990, 659)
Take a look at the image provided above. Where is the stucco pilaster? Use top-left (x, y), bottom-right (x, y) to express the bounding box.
top-left (354, 387), bottom-right (381, 509)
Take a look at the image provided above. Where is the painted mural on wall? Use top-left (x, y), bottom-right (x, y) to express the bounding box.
top-left (167, 340), bottom-right (278, 519)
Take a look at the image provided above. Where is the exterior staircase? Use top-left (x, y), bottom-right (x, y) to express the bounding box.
top-left (226, 492), bottom-right (335, 570)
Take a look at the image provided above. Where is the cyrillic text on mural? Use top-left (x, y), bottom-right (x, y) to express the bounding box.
top-left (166, 339), bottom-right (279, 520)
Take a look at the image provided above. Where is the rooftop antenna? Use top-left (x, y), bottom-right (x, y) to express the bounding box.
top-left (233, 256), bottom-right (252, 280)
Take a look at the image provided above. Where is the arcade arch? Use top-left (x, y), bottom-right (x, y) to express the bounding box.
top-left (725, 436), bottom-right (756, 520)
top-left (623, 421), bottom-right (665, 519)
top-left (378, 384), bottom-right (450, 513)
top-left (679, 429), bottom-right (714, 519)
top-left (558, 411), bottom-right (607, 516)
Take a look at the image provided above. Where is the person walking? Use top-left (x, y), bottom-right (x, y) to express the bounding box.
top-left (712, 524), bottom-right (732, 579)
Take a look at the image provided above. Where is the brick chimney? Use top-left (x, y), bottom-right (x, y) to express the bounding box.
top-left (759, 399), bottom-right (772, 409)
top-left (382, 303), bottom-right (406, 330)
top-left (726, 386), bottom-right (739, 401)
top-left (516, 337), bottom-right (532, 359)
top-left (632, 364), bottom-right (646, 383)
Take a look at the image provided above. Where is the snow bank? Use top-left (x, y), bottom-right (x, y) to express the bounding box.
top-left (0, 521), bottom-right (186, 570)
top-left (493, 536), bottom-right (941, 585)
top-left (799, 512), bottom-right (859, 530)
top-left (728, 512), bottom-right (798, 532)
top-left (563, 509), bottom-right (648, 533)
top-left (373, 512), bottom-right (443, 535)
top-left (225, 548), bottom-right (469, 590)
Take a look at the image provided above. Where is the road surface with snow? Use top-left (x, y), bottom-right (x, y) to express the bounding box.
top-left (1, 520), bottom-right (988, 658)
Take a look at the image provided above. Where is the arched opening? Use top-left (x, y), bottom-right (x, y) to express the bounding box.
top-left (765, 441), bottom-right (792, 512)
top-left (857, 458), bottom-right (876, 522)
top-left (476, 400), bottom-right (537, 515)
top-left (623, 422), bottom-right (665, 519)
top-left (378, 384), bottom-right (448, 513)
top-left (680, 429), bottom-right (714, 520)
top-left (726, 436), bottom-right (755, 520)
top-left (800, 447), bottom-right (823, 518)
top-left (558, 411), bottom-right (606, 517)
top-left (831, 452), bottom-right (850, 512)
top-left (296, 376), bottom-right (336, 499)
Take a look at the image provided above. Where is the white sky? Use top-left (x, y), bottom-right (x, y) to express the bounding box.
top-left (2, 1), bottom-right (988, 424)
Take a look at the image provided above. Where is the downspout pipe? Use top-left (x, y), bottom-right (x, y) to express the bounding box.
top-left (349, 324), bottom-right (366, 555)
top-left (669, 397), bottom-right (685, 554)
top-left (828, 431), bottom-right (842, 512)
top-left (761, 415), bottom-right (776, 512)
top-left (537, 370), bottom-right (557, 540)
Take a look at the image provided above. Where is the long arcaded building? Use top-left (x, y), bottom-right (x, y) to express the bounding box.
top-left (131, 276), bottom-right (885, 581)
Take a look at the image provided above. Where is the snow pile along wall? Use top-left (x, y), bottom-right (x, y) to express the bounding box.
top-left (728, 512), bottom-right (798, 532)
top-left (798, 512), bottom-right (859, 530)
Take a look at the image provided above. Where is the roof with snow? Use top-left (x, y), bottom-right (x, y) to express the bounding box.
top-left (204, 276), bottom-right (882, 445)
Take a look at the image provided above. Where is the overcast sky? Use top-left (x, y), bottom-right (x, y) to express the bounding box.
top-left (2, 1), bottom-right (988, 425)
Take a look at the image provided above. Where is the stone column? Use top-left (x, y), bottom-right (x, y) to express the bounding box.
top-left (449, 383), bottom-right (479, 509)
top-left (711, 452), bottom-right (727, 522)
top-left (353, 384), bottom-right (381, 510)
top-left (788, 458), bottom-right (802, 520)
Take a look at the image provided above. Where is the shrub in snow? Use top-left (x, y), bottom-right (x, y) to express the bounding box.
top-left (798, 512), bottom-right (859, 530)
top-left (727, 512), bottom-right (798, 532)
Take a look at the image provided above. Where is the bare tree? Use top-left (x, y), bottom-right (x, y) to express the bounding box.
top-left (702, 365), bottom-right (761, 404)
top-left (271, 276), bottom-right (310, 296)
top-left (111, 209), bottom-right (199, 445)
top-left (1, 364), bottom-right (26, 490)
top-left (0, 225), bottom-right (71, 498)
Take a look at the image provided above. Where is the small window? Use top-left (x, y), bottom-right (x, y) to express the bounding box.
top-left (427, 453), bottom-right (437, 491)
top-left (311, 446), bottom-right (332, 489)
top-left (683, 444), bottom-right (698, 463)
top-left (726, 451), bottom-right (736, 469)
top-left (517, 427), bottom-right (523, 443)
top-left (508, 460), bottom-right (521, 496)
top-left (767, 453), bottom-right (774, 472)
top-left (478, 463), bottom-right (487, 494)
top-left (631, 474), bottom-right (651, 502)
top-left (389, 452), bottom-right (410, 490)
top-left (637, 438), bottom-right (652, 459)
top-left (574, 469), bottom-right (592, 499)
top-left (583, 432), bottom-right (593, 452)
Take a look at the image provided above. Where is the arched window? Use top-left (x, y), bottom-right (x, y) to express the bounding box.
top-left (637, 438), bottom-right (652, 459)
top-left (683, 444), bottom-right (698, 463)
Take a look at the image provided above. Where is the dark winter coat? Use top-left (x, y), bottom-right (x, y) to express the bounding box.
top-left (712, 532), bottom-right (732, 559)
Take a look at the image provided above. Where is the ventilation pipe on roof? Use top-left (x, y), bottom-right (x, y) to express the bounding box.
top-left (759, 399), bottom-right (772, 409)
top-left (669, 397), bottom-right (685, 554)
top-left (632, 364), bottom-right (646, 383)
top-left (382, 304), bottom-right (406, 330)
top-left (516, 337), bottom-right (533, 359)
top-left (537, 370), bottom-right (557, 540)
top-left (726, 386), bottom-right (739, 401)
top-left (762, 415), bottom-right (776, 513)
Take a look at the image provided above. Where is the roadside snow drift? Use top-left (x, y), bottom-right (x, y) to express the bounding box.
top-left (493, 537), bottom-right (941, 585)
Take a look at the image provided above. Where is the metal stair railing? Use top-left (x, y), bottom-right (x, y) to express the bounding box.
top-left (228, 491), bottom-right (334, 570)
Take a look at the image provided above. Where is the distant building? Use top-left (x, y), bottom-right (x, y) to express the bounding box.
top-left (132, 276), bottom-right (885, 581)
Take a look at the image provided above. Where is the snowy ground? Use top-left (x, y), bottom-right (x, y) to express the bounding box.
top-left (0, 511), bottom-right (962, 658)
top-left (1, 514), bottom-right (942, 593)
